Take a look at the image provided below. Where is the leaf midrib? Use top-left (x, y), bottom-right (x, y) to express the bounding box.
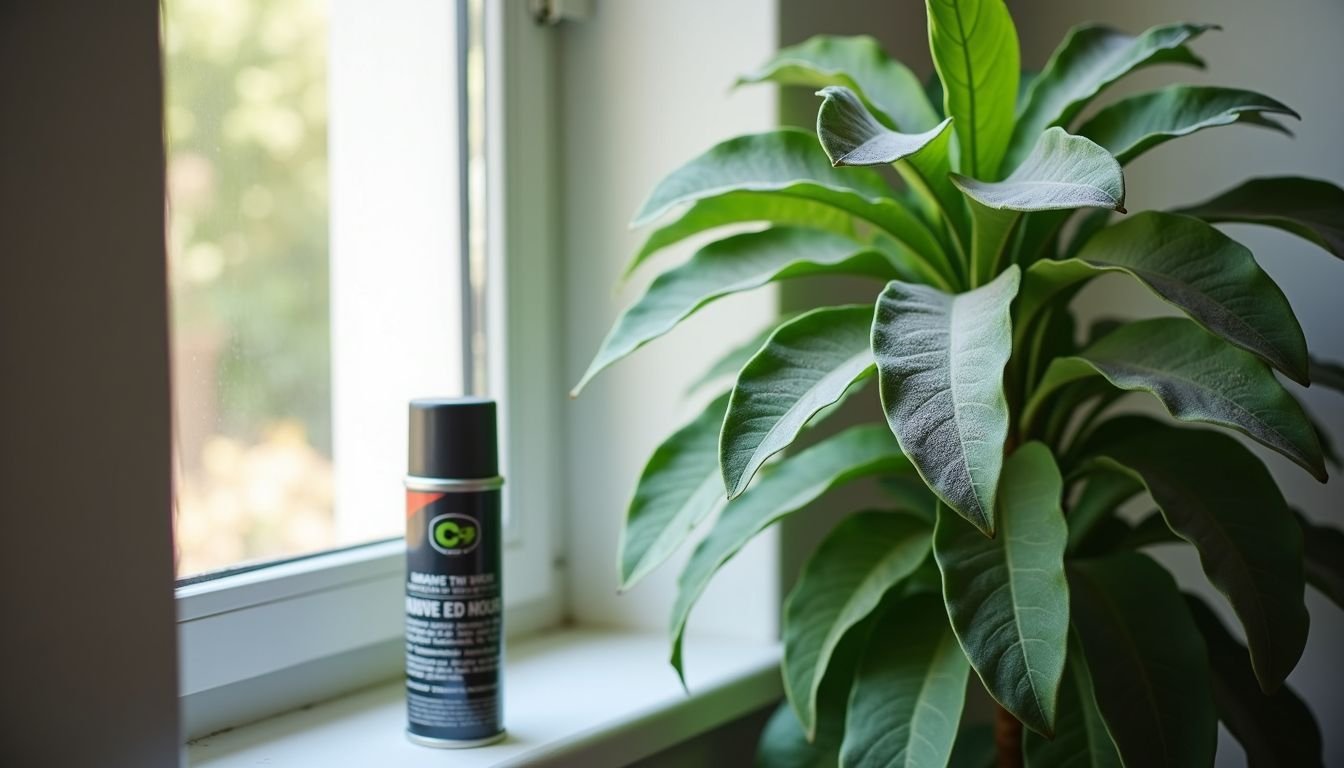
top-left (947, 294), bottom-right (989, 522)
top-left (1001, 497), bottom-right (1051, 727)
top-left (950, 0), bottom-right (980, 178)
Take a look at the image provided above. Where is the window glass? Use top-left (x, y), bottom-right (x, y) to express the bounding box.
top-left (165, 0), bottom-right (478, 578)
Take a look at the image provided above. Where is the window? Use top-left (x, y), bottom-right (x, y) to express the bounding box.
top-left (165, 0), bottom-right (342, 578)
top-left (169, 0), bottom-right (563, 732)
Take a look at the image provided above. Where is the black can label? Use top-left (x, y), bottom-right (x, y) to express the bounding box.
top-left (405, 488), bottom-right (503, 742)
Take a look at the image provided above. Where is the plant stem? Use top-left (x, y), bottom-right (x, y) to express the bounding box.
top-left (994, 704), bottom-right (1024, 768)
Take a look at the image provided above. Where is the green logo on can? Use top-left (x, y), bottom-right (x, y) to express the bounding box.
top-left (429, 513), bottom-right (480, 555)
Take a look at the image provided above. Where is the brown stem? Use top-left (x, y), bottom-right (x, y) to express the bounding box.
top-left (994, 704), bottom-right (1024, 768)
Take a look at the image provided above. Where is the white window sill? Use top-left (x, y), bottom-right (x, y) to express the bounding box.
top-left (187, 628), bottom-right (781, 767)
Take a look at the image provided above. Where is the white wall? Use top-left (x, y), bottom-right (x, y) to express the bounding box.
top-left (557, 0), bottom-right (783, 650)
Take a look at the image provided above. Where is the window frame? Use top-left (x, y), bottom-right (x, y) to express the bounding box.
top-left (175, 1), bottom-right (564, 736)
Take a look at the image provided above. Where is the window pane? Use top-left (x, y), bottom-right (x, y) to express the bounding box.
top-left (165, 0), bottom-right (472, 578)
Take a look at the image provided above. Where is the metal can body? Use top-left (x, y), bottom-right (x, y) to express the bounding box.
top-left (404, 477), bottom-right (504, 747)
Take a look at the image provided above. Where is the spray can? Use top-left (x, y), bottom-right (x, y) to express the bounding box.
top-left (404, 397), bottom-right (505, 748)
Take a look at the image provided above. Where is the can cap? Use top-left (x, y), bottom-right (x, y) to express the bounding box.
top-left (408, 397), bottom-right (499, 479)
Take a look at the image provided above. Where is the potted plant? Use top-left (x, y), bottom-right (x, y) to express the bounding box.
top-left (573, 2), bottom-right (1342, 765)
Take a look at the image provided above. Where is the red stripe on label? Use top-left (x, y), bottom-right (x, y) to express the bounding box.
top-left (407, 491), bottom-right (446, 518)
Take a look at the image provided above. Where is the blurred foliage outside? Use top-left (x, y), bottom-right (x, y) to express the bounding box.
top-left (164, 0), bottom-right (335, 577)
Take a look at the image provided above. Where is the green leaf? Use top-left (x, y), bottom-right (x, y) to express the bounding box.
top-left (840, 593), bottom-right (970, 768)
top-left (1026, 318), bottom-right (1327, 480)
top-left (1077, 85), bottom-right (1297, 165)
top-left (1023, 211), bottom-right (1310, 384)
top-left (573, 228), bottom-right (890, 395)
top-left (783, 511), bottom-right (932, 738)
top-left (756, 701), bottom-right (838, 768)
top-left (722, 305), bottom-right (876, 498)
top-left (670, 425), bottom-right (909, 679)
top-left (953, 128), bottom-right (1126, 213)
top-left (872, 266), bottom-right (1020, 534)
top-left (1006, 23), bottom-right (1213, 170)
top-left (635, 130), bottom-right (885, 225)
top-left (925, 0), bottom-right (1020, 179)
top-left (630, 130), bottom-right (948, 275)
top-left (1066, 470), bottom-right (1142, 555)
top-left (1298, 511), bottom-right (1344, 610)
top-left (626, 192), bottom-right (855, 282)
top-left (1023, 646), bottom-right (1121, 768)
top-left (740, 35), bottom-right (939, 133)
top-left (1185, 596), bottom-right (1324, 768)
top-left (618, 393), bottom-right (730, 590)
top-left (934, 443), bottom-right (1069, 736)
top-left (1067, 552), bottom-right (1217, 768)
top-left (954, 128), bottom-right (1124, 285)
top-left (1173, 176), bottom-right (1344, 261)
top-left (1081, 416), bottom-right (1310, 691)
top-left (814, 86), bottom-right (966, 240)
top-left (817, 86), bottom-right (954, 168)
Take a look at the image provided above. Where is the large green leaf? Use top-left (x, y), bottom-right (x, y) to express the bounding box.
top-left (740, 35), bottom-right (939, 133)
top-left (1067, 553), bottom-right (1217, 768)
top-left (1173, 176), bottom-right (1344, 261)
top-left (1005, 23), bottom-right (1212, 170)
top-left (626, 193), bottom-right (855, 282)
top-left (722, 306), bottom-right (875, 498)
top-left (1077, 85), bottom-right (1296, 165)
top-left (953, 128), bottom-right (1125, 212)
top-left (1022, 212), bottom-right (1309, 383)
top-left (1023, 646), bottom-right (1121, 768)
top-left (815, 86), bottom-right (966, 240)
top-left (934, 443), bottom-right (1068, 736)
top-left (840, 593), bottom-right (969, 768)
top-left (953, 128), bottom-right (1124, 285)
top-left (817, 86), bottom-right (954, 168)
top-left (573, 228), bottom-right (890, 395)
top-left (631, 130), bottom-right (946, 276)
top-left (1026, 318), bottom-right (1326, 480)
top-left (618, 393), bottom-right (730, 590)
top-left (670, 425), bottom-right (909, 679)
top-left (872, 266), bottom-right (1020, 534)
top-left (635, 130), bottom-right (885, 224)
top-left (1298, 511), bottom-right (1344, 610)
top-left (1081, 416), bottom-right (1310, 691)
top-left (925, 0), bottom-right (1019, 179)
top-left (1185, 596), bottom-right (1324, 768)
top-left (783, 511), bottom-right (931, 738)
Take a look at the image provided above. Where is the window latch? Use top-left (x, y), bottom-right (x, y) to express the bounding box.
top-left (530, 0), bottom-right (590, 25)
